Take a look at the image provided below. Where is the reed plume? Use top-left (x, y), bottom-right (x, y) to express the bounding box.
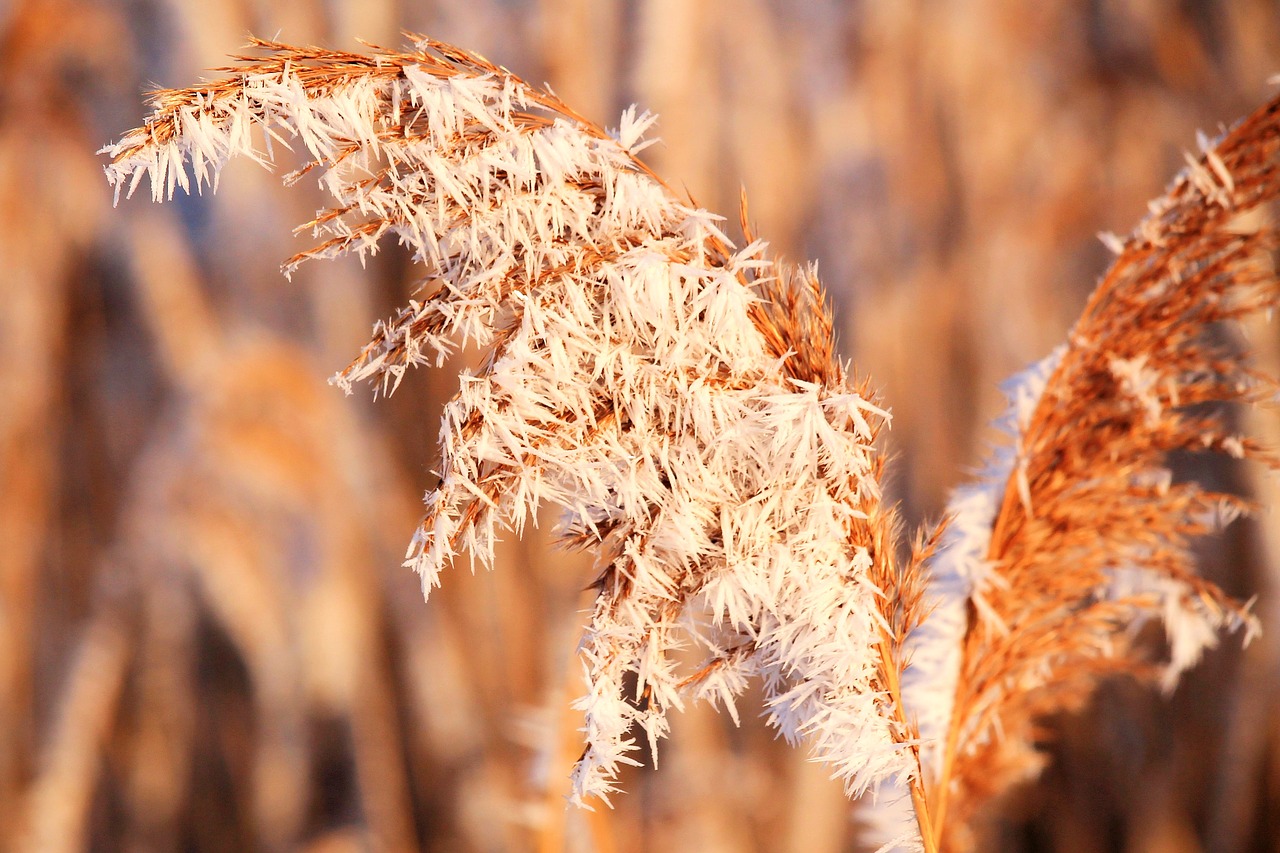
top-left (102, 36), bottom-right (1277, 850)
top-left (906, 103), bottom-right (1280, 849)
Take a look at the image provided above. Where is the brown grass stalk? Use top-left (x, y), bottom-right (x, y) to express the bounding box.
top-left (929, 92), bottom-right (1280, 852)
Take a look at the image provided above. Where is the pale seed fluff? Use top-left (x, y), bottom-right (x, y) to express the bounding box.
top-left (903, 346), bottom-right (1064, 779)
top-left (101, 43), bottom-right (914, 804)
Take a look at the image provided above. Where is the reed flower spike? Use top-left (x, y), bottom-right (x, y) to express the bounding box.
top-left (102, 36), bottom-right (1279, 851)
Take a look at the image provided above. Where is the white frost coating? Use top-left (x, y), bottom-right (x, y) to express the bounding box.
top-left (1183, 148), bottom-right (1234, 209)
top-left (612, 105), bottom-right (660, 155)
top-left (103, 47), bottom-right (914, 805)
top-left (1108, 566), bottom-right (1259, 693)
top-left (903, 346), bottom-right (1065, 779)
top-left (860, 780), bottom-right (925, 853)
top-left (1098, 230), bottom-right (1126, 255)
top-left (1108, 354), bottom-right (1164, 425)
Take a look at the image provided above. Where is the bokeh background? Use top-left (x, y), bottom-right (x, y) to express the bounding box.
top-left (3, 0), bottom-right (1279, 850)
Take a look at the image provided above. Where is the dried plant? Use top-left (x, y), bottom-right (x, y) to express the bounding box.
top-left (101, 36), bottom-right (1278, 851)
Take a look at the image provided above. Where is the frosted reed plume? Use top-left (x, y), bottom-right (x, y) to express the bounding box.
top-left (908, 98), bottom-right (1280, 850)
top-left (102, 35), bottom-right (1279, 851)
top-left (101, 35), bottom-right (930, 813)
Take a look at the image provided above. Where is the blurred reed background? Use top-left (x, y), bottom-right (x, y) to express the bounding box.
top-left (2, 0), bottom-right (1278, 850)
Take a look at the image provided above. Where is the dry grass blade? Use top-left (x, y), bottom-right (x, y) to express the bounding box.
top-left (18, 612), bottom-right (130, 853)
top-left (925, 93), bottom-right (1280, 852)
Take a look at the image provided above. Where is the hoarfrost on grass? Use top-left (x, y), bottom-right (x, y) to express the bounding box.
top-left (102, 43), bottom-right (918, 802)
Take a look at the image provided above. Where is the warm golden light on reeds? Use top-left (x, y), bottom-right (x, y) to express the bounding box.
top-left (101, 34), bottom-right (1278, 851)
top-left (7, 2), bottom-right (1280, 851)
